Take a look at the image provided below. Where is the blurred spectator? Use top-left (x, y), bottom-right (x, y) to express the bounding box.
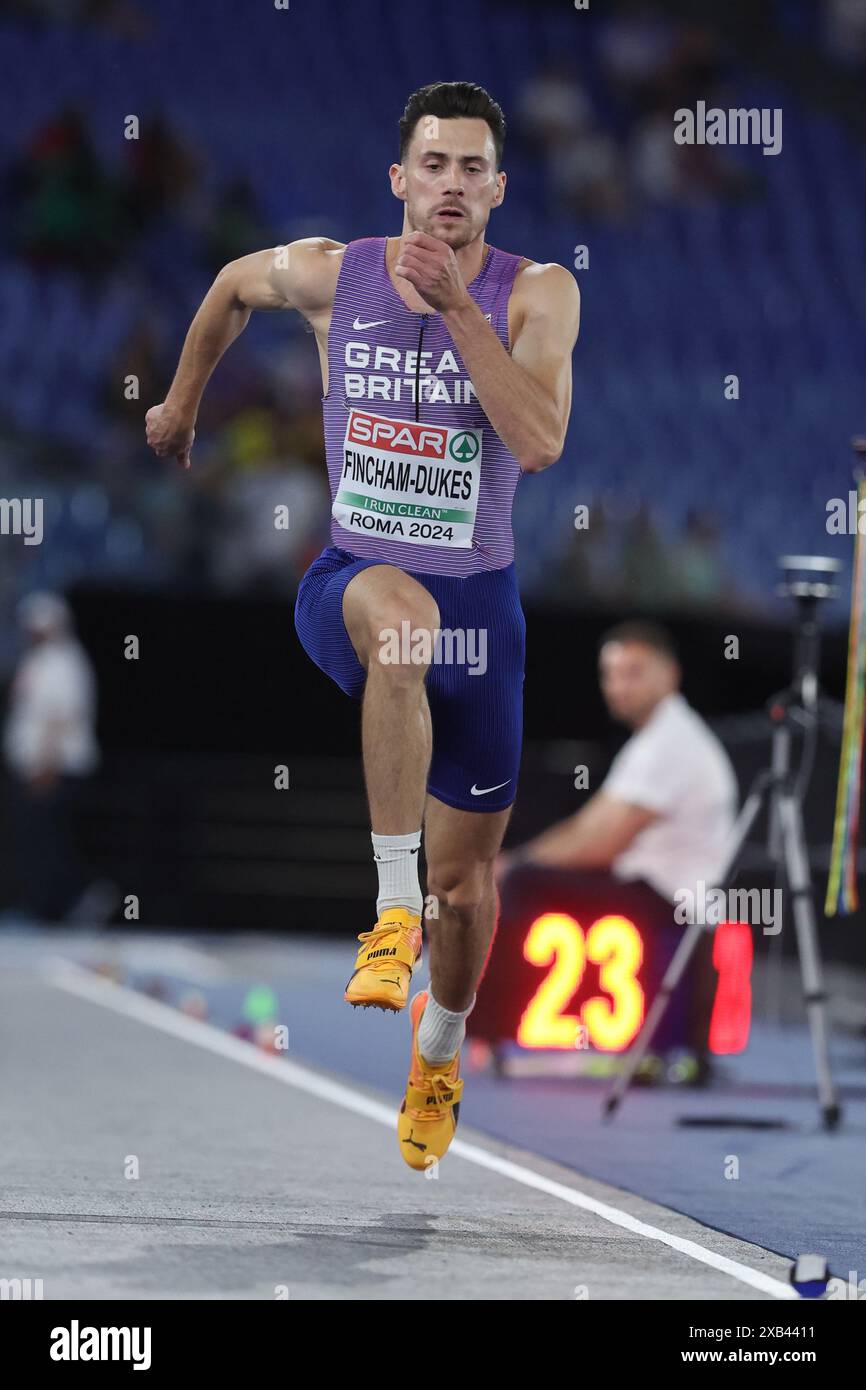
top-left (203, 177), bottom-right (275, 276)
top-left (102, 315), bottom-right (164, 422)
top-left (612, 16), bottom-right (745, 208)
top-left (123, 116), bottom-right (201, 228)
top-left (5, 0), bottom-right (149, 35)
top-left (671, 508), bottom-right (724, 608)
top-left (8, 106), bottom-right (125, 275)
top-left (824, 0), bottom-right (866, 67)
top-left (662, 23), bottom-right (729, 111)
top-left (629, 107), bottom-right (683, 201)
top-left (3, 592), bottom-right (99, 920)
top-left (597, 0), bottom-right (675, 117)
top-left (620, 502), bottom-right (677, 606)
top-left (549, 124), bottom-right (630, 221)
top-left (630, 101), bottom-right (758, 206)
top-left (515, 61), bottom-right (593, 155)
top-left (210, 407), bottom-right (329, 592)
top-left (549, 496), bottom-right (624, 607)
top-left (551, 499), bottom-right (734, 614)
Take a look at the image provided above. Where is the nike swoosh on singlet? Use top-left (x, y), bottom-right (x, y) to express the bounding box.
top-left (352, 316), bottom-right (391, 331)
top-left (470, 781), bottom-right (511, 796)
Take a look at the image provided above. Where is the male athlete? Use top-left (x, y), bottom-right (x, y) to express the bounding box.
top-left (146, 82), bottom-right (580, 1170)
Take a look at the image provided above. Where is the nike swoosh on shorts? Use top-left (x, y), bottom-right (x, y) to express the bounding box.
top-left (470, 781), bottom-right (511, 796)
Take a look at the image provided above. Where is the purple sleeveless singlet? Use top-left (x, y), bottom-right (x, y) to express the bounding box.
top-left (321, 236), bottom-right (525, 577)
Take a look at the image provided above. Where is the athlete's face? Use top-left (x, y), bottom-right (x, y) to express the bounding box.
top-left (598, 641), bottom-right (680, 729)
top-left (391, 117), bottom-right (505, 248)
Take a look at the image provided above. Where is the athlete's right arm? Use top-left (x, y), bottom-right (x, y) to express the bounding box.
top-left (145, 238), bottom-right (341, 467)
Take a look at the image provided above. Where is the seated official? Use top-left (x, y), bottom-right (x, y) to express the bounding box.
top-left (498, 620), bottom-right (739, 1072)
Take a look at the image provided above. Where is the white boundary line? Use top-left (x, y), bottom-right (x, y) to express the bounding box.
top-left (46, 958), bottom-right (797, 1300)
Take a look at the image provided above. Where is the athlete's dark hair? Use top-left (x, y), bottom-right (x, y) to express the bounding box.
top-left (598, 620), bottom-right (679, 663)
top-left (399, 81), bottom-right (506, 170)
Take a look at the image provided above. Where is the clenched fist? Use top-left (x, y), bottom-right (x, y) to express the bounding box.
top-left (394, 231), bottom-right (472, 315)
top-left (145, 402), bottom-right (196, 469)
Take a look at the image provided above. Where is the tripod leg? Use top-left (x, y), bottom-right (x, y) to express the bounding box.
top-left (602, 788), bottom-right (767, 1120)
top-left (602, 920), bottom-right (707, 1119)
top-left (777, 794), bottom-right (841, 1129)
top-left (717, 789), bottom-right (768, 888)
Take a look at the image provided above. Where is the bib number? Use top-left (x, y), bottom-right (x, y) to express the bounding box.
top-left (332, 408), bottom-right (482, 548)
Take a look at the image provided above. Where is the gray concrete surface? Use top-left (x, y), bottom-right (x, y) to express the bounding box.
top-left (0, 938), bottom-right (796, 1301)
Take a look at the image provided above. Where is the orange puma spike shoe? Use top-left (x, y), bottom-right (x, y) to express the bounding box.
top-left (398, 990), bottom-right (464, 1171)
top-left (344, 907), bottom-right (422, 1012)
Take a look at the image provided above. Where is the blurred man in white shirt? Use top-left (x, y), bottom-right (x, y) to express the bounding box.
top-left (499, 620), bottom-right (739, 1079)
top-left (3, 592), bottom-right (99, 920)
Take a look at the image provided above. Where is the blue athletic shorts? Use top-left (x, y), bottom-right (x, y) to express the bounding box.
top-left (294, 545), bottom-right (525, 813)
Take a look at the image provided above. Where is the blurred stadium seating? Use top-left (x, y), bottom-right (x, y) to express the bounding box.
top-left (0, 0), bottom-right (864, 665)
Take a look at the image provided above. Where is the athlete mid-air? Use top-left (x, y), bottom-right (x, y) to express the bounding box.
top-left (146, 81), bottom-right (581, 1171)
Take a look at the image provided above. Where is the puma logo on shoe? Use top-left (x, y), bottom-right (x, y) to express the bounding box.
top-left (402, 1127), bottom-right (427, 1152)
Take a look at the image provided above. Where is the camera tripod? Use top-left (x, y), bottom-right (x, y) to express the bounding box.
top-left (604, 557), bottom-right (843, 1130)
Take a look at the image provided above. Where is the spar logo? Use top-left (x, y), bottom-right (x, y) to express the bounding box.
top-left (347, 409), bottom-right (448, 460)
top-left (449, 432), bottom-right (479, 463)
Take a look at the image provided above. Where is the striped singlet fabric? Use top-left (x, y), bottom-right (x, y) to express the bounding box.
top-left (294, 233), bottom-right (529, 812)
top-left (321, 235), bottom-right (526, 576)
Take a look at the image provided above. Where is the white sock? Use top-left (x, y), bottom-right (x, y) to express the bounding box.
top-left (417, 991), bottom-right (476, 1067)
top-left (372, 830), bottom-right (423, 918)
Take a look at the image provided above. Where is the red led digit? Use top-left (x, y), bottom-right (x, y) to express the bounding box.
top-left (708, 920), bottom-right (753, 1054)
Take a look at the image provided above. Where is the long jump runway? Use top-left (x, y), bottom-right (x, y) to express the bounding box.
top-left (0, 930), bottom-right (817, 1301)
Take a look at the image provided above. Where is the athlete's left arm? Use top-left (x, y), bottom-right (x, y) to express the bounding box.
top-left (444, 262), bottom-right (580, 473)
